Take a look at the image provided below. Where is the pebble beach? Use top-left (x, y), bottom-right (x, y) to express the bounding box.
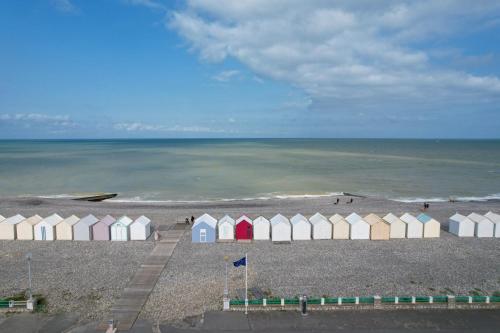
top-left (0, 195), bottom-right (499, 322)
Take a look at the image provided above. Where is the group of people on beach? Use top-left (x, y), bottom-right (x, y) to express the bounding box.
top-left (185, 216), bottom-right (195, 225)
top-left (334, 197), bottom-right (354, 205)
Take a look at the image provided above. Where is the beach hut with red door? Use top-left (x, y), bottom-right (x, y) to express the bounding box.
top-left (235, 215), bottom-right (253, 241)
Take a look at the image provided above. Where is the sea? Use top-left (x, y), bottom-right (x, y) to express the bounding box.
top-left (0, 139), bottom-right (499, 203)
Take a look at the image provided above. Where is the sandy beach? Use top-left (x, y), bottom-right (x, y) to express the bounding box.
top-left (1, 195), bottom-right (499, 322)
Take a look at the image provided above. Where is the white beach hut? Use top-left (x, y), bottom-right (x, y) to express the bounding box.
top-left (290, 214), bottom-right (312, 240)
top-left (270, 214), bottom-right (291, 242)
top-left (56, 215), bottom-right (80, 240)
top-left (329, 214), bottom-right (350, 239)
top-left (400, 213), bottom-right (423, 238)
top-left (383, 213), bottom-right (406, 239)
top-left (484, 211), bottom-right (500, 238)
top-left (417, 213), bottom-right (441, 238)
top-left (468, 213), bottom-right (494, 238)
top-left (448, 213), bottom-right (475, 237)
top-left (345, 213), bottom-right (370, 240)
top-left (130, 216), bottom-right (152, 240)
top-left (35, 214), bottom-right (63, 240)
top-left (218, 215), bottom-right (235, 241)
top-left (253, 216), bottom-right (270, 240)
top-left (111, 216), bottom-right (133, 241)
top-left (309, 213), bottom-right (332, 240)
top-left (74, 214), bottom-right (99, 241)
top-left (16, 215), bottom-right (42, 240)
top-left (0, 214), bottom-right (25, 240)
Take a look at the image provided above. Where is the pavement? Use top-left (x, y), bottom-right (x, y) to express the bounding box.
top-left (1, 310), bottom-right (500, 332)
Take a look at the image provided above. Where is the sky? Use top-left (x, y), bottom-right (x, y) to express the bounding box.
top-left (1, 0), bottom-right (500, 139)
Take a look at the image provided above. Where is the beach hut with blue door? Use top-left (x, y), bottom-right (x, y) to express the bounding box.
top-left (448, 213), bottom-right (474, 237)
top-left (111, 216), bottom-right (133, 241)
top-left (484, 212), bottom-right (500, 237)
top-left (0, 214), bottom-right (25, 240)
top-left (192, 213), bottom-right (217, 243)
top-left (416, 213), bottom-right (440, 238)
top-left (35, 214), bottom-right (63, 240)
top-left (74, 214), bottom-right (99, 241)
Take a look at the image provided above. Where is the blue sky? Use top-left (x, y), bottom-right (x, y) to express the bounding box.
top-left (1, 0), bottom-right (500, 138)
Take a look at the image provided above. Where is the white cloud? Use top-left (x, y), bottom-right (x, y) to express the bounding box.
top-left (51, 0), bottom-right (79, 13)
top-left (113, 122), bottom-right (226, 133)
top-left (0, 113), bottom-right (77, 128)
top-left (124, 0), bottom-right (167, 11)
top-left (212, 70), bottom-right (241, 82)
top-left (169, 1), bottom-right (500, 110)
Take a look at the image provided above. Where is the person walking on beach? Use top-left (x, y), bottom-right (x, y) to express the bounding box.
top-left (334, 198), bottom-right (339, 205)
top-left (191, 215), bottom-right (195, 224)
top-left (185, 217), bottom-right (190, 225)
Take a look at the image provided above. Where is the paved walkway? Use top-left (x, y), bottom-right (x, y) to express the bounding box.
top-left (104, 224), bottom-right (186, 331)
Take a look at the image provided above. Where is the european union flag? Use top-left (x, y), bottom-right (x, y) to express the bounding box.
top-left (233, 256), bottom-right (246, 267)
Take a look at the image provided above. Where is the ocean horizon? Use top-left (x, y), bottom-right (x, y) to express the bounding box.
top-left (1, 138), bottom-right (499, 203)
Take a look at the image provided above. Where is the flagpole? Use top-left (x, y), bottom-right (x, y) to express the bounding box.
top-left (245, 252), bottom-right (248, 315)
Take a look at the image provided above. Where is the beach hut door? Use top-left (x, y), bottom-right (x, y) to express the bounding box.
top-left (200, 229), bottom-right (207, 243)
top-left (246, 225), bottom-right (252, 239)
top-left (41, 226), bottom-right (46, 240)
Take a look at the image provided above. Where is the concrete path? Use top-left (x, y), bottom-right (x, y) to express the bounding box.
top-left (104, 224), bottom-right (186, 331)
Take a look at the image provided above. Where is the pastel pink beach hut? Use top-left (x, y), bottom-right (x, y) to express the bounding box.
top-left (92, 215), bottom-right (116, 240)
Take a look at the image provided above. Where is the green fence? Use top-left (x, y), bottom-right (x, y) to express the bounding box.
top-left (229, 295), bottom-right (500, 307)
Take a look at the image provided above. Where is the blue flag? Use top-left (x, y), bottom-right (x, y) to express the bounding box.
top-left (233, 256), bottom-right (246, 267)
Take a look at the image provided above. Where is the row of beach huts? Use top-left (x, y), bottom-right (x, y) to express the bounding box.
top-left (0, 214), bottom-right (152, 241)
top-left (191, 212), bottom-right (500, 243)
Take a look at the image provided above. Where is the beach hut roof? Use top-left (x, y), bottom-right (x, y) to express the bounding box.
top-left (133, 215), bottom-right (151, 225)
top-left (219, 215), bottom-right (235, 225)
top-left (416, 213), bottom-right (438, 224)
top-left (194, 213), bottom-right (217, 228)
top-left (115, 216), bottom-right (133, 226)
top-left (309, 213), bottom-right (328, 225)
top-left (383, 213), bottom-right (402, 224)
top-left (329, 214), bottom-right (346, 224)
top-left (270, 214), bottom-right (290, 225)
top-left (450, 213), bottom-right (470, 223)
top-left (253, 216), bottom-right (269, 224)
top-left (100, 215), bottom-right (116, 226)
top-left (78, 214), bottom-right (99, 227)
top-left (290, 214), bottom-right (309, 225)
top-left (345, 213), bottom-right (364, 225)
top-left (400, 213), bottom-right (420, 224)
top-left (23, 215), bottom-right (43, 226)
top-left (364, 213), bottom-right (386, 225)
top-left (485, 211), bottom-right (500, 223)
top-left (3, 214), bottom-right (25, 225)
top-left (61, 215), bottom-right (80, 226)
top-left (42, 214), bottom-right (63, 226)
top-left (468, 212), bottom-right (491, 223)
top-left (236, 215), bottom-right (252, 224)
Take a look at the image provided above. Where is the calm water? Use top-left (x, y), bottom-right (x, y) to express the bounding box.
top-left (0, 139), bottom-right (499, 202)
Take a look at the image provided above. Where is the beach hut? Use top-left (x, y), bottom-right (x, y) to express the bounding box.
top-left (417, 213), bottom-right (441, 238)
top-left (16, 215), bottom-right (42, 240)
top-left (253, 216), bottom-right (270, 240)
top-left (290, 214), bottom-right (312, 240)
top-left (34, 214), bottom-right (63, 240)
top-left (130, 216), bottom-right (152, 240)
top-left (448, 213), bottom-right (475, 237)
top-left (383, 213), bottom-right (406, 239)
top-left (192, 213), bottom-right (217, 243)
top-left (345, 213), bottom-right (370, 239)
top-left (400, 213), bottom-right (423, 238)
top-left (468, 213), bottom-right (494, 238)
top-left (56, 215), bottom-right (79, 240)
top-left (484, 212), bottom-right (500, 238)
top-left (270, 214), bottom-right (291, 242)
top-left (74, 214), bottom-right (99, 241)
top-left (0, 214), bottom-right (25, 240)
top-left (329, 214), bottom-right (350, 240)
top-left (111, 216), bottom-right (133, 241)
top-left (235, 215), bottom-right (253, 241)
top-left (309, 213), bottom-right (332, 239)
top-left (364, 213), bottom-right (390, 240)
top-left (93, 215), bottom-right (115, 241)
top-left (218, 215), bottom-right (235, 241)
